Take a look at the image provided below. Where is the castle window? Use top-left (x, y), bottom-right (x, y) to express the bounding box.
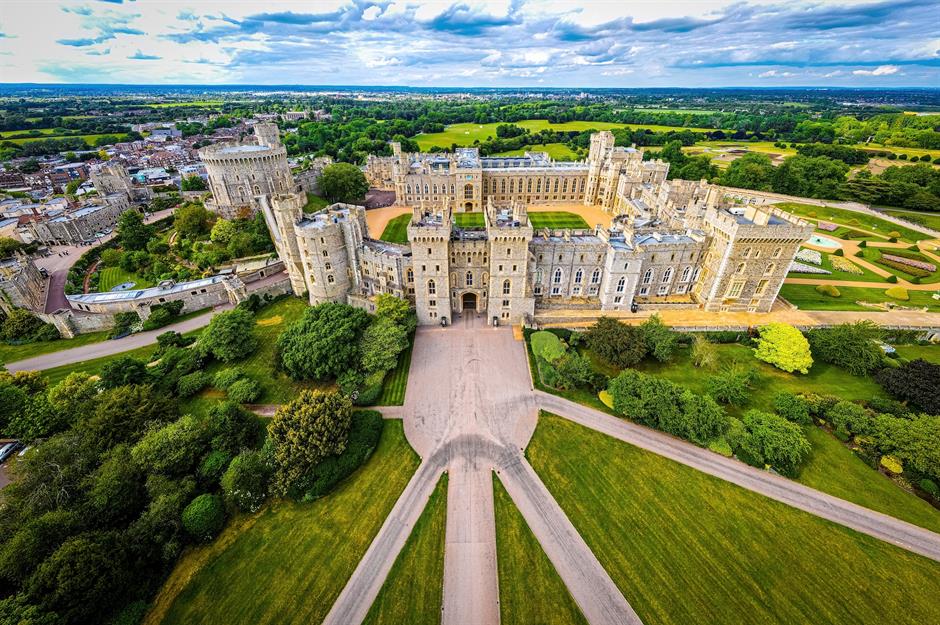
top-left (507, 248), bottom-right (511, 257)
top-left (322, 250), bottom-right (329, 257)
top-left (726, 280), bottom-right (745, 299)
top-left (502, 180), bottom-right (507, 193)
top-left (753, 249), bottom-right (762, 259)
top-left (574, 269), bottom-right (583, 284)
top-left (407, 269), bottom-right (414, 282)
top-left (428, 279), bottom-right (436, 295)
top-left (657, 284), bottom-right (669, 295)
top-left (325, 262), bottom-right (332, 270)
top-left (553, 179), bottom-right (559, 193)
top-left (508, 180), bottom-right (513, 193)
top-left (466, 271), bottom-right (473, 287)
top-left (424, 184), bottom-right (429, 194)
top-left (502, 300), bottom-right (510, 307)
top-left (743, 247), bottom-right (752, 258)
top-left (692, 267), bottom-right (701, 282)
top-left (616, 277), bottom-right (625, 293)
top-left (433, 184), bottom-right (438, 194)
top-left (429, 299), bottom-right (436, 307)
top-left (764, 263), bottom-right (776, 275)
top-left (614, 296), bottom-right (622, 304)
top-left (563, 179), bottom-right (568, 192)
top-left (536, 179), bottom-right (542, 193)
top-left (427, 248), bottom-right (432, 255)
top-left (580, 179), bottom-right (585, 192)
top-left (534, 285), bottom-right (542, 295)
top-left (503, 279), bottom-right (511, 295)
top-left (538, 254), bottom-right (543, 262)
top-left (451, 184), bottom-right (455, 194)
top-left (580, 254), bottom-right (584, 262)
top-left (736, 262), bottom-right (746, 273)
top-left (553, 268), bottom-right (562, 284)
top-left (642, 269), bottom-right (653, 285)
top-left (527, 180), bottom-right (533, 193)
top-left (662, 267), bottom-right (673, 283)
top-left (680, 266), bottom-right (691, 282)
top-left (327, 275), bottom-right (335, 284)
top-left (464, 184), bottom-right (473, 199)
top-left (591, 268), bottom-right (601, 284)
top-left (406, 184), bottom-right (411, 194)
top-left (755, 279), bottom-right (769, 295)
top-left (535, 268), bottom-right (543, 283)
top-left (772, 247), bottom-right (782, 258)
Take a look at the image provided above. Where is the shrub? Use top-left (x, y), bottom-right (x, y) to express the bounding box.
top-left (221, 449), bottom-right (272, 512)
top-left (197, 450), bottom-right (231, 485)
top-left (354, 370), bottom-right (385, 406)
top-left (690, 334), bottom-right (718, 369)
top-left (886, 274), bottom-right (898, 283)
top-left (919, 479), bottom-right (939, 499)
top-left (181, 494), bottom-right (225, 541)
top-left (706, 366), bottom-right (755, 406)
top-left (806, 321), bottom-right (883, 376)
top-left (708, 437), bottom-right (733, 457)
top-left (586, 317), bottom-right (647, 368)
top-left (530, 331), bottom-right (567, 363)
top-left (887, 231), bottom-right (902, 239)
top-left (829, 255), bottom-right (862, 274)
top-left (885, 286), bottom-right (909, 301)
top-left (213, 367), bottom-right (246, 390)
top-left (297, 410), bottom-right (384, 501)
top-left (815, 284), bottom-right (840, 297)
top-left (598, 390), bottom-right (614, 409)
top-left (875, 359), bottom-right (940, 414)
top-left (774, 392), bottom-right (811, 425)
top-left (880, 455), bottom-right (903, 475)
top-left (177, 371), bottom-right (209, 398)
top-left (227, 377), bottom-right (261, 404)
top-left (639, 314), bottom-right (678, 363)
top-left (200, 308), bottom-right (258, 362)
top-left (728, 409), bottom-right (811, 477)
top-left (827, 400), bottom-right (875, 438)
top-left (754, 323), bottom-right (813, 374)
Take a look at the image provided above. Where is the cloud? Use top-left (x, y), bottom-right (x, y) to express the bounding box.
top-left (853, 65), bottom-right (900, 76)
top-left (128, 50), bottom-right (161, 60)
top-left (758, 70), bottom-right (796, 78)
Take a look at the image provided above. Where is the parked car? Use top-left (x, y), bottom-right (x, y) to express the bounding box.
top-left (0, 441), bottom-right (23, 464)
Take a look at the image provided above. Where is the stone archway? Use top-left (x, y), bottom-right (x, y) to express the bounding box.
top-left (464, 201), bottom-right (473, 211)
top-left (461, 292), bottom-right (477, 313)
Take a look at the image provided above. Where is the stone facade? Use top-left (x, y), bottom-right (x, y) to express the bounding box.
top-left (199, 122), bottom-right (295, 218)
top-left (266, 133), bottom-right (814, 325)
top-left (0, 254), bottom-right (46, 314)
top-left (90, 163), bottom-right (151, 204)
top-left (25, 194), bottom-right (133, 245)
top-left (294, 156), bottom-right (334, 196)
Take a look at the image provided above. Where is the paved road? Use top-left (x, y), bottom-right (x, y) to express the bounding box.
top-left (536, 391), bottom-right (940, 563)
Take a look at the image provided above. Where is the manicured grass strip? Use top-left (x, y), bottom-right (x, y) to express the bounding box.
top-left (529, 211), bottom-right (590, 230)
top-left (454, 212), bottom-right (485, 228)
top-left (493, 475), bottom-right (588, 625)
top-left (0, 331), bottom-right (109, 367)
top-left (152, 420), bottom-right (421, 625)
top-left (97, 266), bottom-right (153, 292)
top-left (797, 427), bottom-right (940, 533)
top-left (379, 214), bottom-right (411, 244)
top-left (894, 343), bottom-right (940, 364)
top-left (363, 473), bottom-right (448, 625)
top-left (304, 192), bottom-right (330, 213)
top-left (377, 340), bottom-right (412, 406)
top-left (774, 202), bottom-right (929, 242)
top-left (779, 283), bottom-right (940, 311)
top-left (528, 413), bottom-right (940, 625)
top-left (882, 209), bottom-right (940, 232)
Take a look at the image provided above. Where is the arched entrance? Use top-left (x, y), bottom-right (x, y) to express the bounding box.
top-left (464, 202), bottom-right (473, 211)
top-left (462, 292), bottom-right (477, 313)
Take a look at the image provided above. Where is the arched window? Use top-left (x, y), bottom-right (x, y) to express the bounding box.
top-left (433, 184), bottom-right (438, 194)
top-left (501, 180), bottom-right (506, 193)
top-left (253, 184), bottom-right (261, 195)
top-left (574, 269), bottom-right (583, 284)
top-left (772, 247), bottom-right (782, 258)
top-left (427, 279), bottom-right (436, 295)
top-left (662, 267), bottom-right (673, 283)
top-left (535, 268), bottom-right (543, 284)
top-left (536, 179), bottom-right (542, 193)
top-left (764, 263), bottom-right (776, 275)
top-left (451, 184), bottom-right (455, 194)
top-left (743, 247), bottom-right (752, 258)
top-left (642, 268), bottom-right (653, 285)
top-left (407, 269), bottom-right (414, 282)
top-left (553, 268), bottom-right (562, 284)
top-left (737, 262), bottom-right (746, 273)
top-left (563, 179), bottom-right (568, 193)
top-left (616, 277), bottom-right (625, 293)
top-left (553, 179), bottom-right (559, 193)
top-left (591, 268), bottom-right (601, 284)
top-left (527, 179), bottom-right (533, 193)
top-left (692, 267), bottom-right (701, 282)
top-left (464, 183), bottom-right (473, 199)
top-left (466, 271), bottom-right (473, 287)
top-left (503, 279), bottom-right (511, 295)
top-left (680, 266), bottom-right (691, 282)
top-left (327, 275), bottom-right (335, 284)
top-left (406, 184), bottom-right (411, 194)
top-left (424, 183), bottom-right (429, 194)
top-left (508, 179), bottom-right (514, 193)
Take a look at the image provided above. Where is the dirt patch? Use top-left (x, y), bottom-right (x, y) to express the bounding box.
top-left (257, 315), bottom-right (283, 326)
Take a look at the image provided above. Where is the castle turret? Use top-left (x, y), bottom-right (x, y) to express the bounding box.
top-left (254, 122), bottom-right (281, 149)
top-left (407, 203), bottom-right (452, 324)
top-left (262, 192), bottom-right (307, 295)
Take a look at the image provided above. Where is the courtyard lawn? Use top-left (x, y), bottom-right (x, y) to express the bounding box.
top-left (454, 212), bottom-right (485, 228)
top-left (362, 474), bottom-right (447, 625)
top-left (303, 192), bottom-right (330, 213)
top-left (376, 339), bottom-right (412, 406)
top-left (0, 331), bottom-right (109, 367)
top-left (148, 420), bottom-right (421, 625)
top-left (528, 212), bottom-right (591, 230)
top-left (797, 427), bottom-right (940, 534)
top-left (493, 476), bottom-right (588, 625)
top-left (379, 213), bottom-right (411, 244)
top-left (527, 413), bottom-right (940, 625)
top-left (787, 249), bottom-right (885, 283)
top-left (492, 143), bottom-right (580, 160)
top-left (774, 202), bottom-right (930, 243)
top-left (779, 283), bottom-right (940, 311)
top-left (97, 266), bottom-right (153, 292)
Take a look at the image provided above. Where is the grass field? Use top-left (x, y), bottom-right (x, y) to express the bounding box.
top-left (0, 331), bottom-right (109, 367)
top-left (894, 343), bottom-right (940, 363)
top-left (774, 202), bottom-right (929, 242)
top-left (858, 247), bottom-right (940, 284)
top-left (379, 213), bottom-right (411, 244)
top-left (779, 283), bottom-right (940, 311)
top-left (0, 127), bottom-right (60, 138)
top-left (0, 132), bottom-right (130, 145)
top-left (454, 212), bottom-right (485, 228)
top-left (97, 266), bottom-right (153, 292)
top-left (528, 211), bottom-right (590, 230)
top-left (528, 413), bottom-right (940, 625)
top-left (492, 143), bottom-right (579, 160)
top-left (881, 208), bottom-right (940, 232)
top-left (304, 193), bottom-right (330, 213)
top-left (376, 339), bottom-right (412, 406)
top-left (145, 101), bottom-right (226, 108)
top-left (633, 107), bottom-right (720, 115)
top-left (362, 474), bottom-right (447, 625)
top-left (149, 420), bottom-right (420, 625)
top-left (493, 476), bottom-right (588, 625)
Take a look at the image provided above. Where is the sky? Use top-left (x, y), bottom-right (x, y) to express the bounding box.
top-left (0, 0), bottom-right (938, 87)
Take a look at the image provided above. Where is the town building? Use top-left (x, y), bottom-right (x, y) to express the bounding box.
top-left (0, 254), bottom-right (45, 314)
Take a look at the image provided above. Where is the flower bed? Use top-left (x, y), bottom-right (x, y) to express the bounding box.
top-left (882, 254), bottom-right (936, 273)
top-left (795, 249), bottom-right (823, 265)
top-left (830, 256), bottom-right (864, 275)
top-left (879, 256), bottom-right (933, 278)
top-left (817, 221), bottom-right (839, 232)
top-left (789, 261), bottom-right (831, 275)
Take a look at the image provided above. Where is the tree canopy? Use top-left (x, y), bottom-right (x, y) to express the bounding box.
top-left (754, 323), bottom-right (813, 374)
top-left (318, 162), bottom-right (369, 204)
top-left (276, 302), bottom-right (370, 380)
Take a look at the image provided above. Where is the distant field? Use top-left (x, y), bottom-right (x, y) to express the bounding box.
top-left (492, 142), bottom-right (579, 160)
top-left (632, 107), bottom-right (720, 115)
top-left (0, 132), bottom-right (130, 145)
top-left (0, 127), bottom-right (60, 138)
top-left (145, 101), bottom-right (226, 108)
top-left (528, 211), bottom-right (590, 229)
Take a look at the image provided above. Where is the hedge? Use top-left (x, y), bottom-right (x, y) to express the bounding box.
top-left (296, 410), bottom-right (384, 501)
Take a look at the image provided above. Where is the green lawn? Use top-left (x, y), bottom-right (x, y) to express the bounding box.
top-left (881, 208), bottom-right (940, 232)
top-left (779, 283), bottom-right (940, 311)
top-left (774, 202), bottom-right (929, 243)
top-left (492, 143), bottom-right (579, 160)
top-left (0, 127), bottom-right (60, 138)
top-left (454, 212), bottom-right (485, 229)
top-left (363, 474), bottom-right (447, 625)
top-left (0, 331), bottom-right (109, 367)
top-left (304, 193), bottom-right (330, 213)
top-left (858, 247), bottom-right (940, 283)
top-left (787, 249), bottom-right (885, 283)
top-left (377, 340), bottom-right (412, 406)
top-left (528, 413), bottom-right (940, 625)
top-left (379, 214), bottom-right (411, 244)
top-left (529, 211), bottom-right (590, 230)
top-left (150, 420), bottom-right (420, 625)
top-left (2, 132), bottom-right (130, 145)
top-left (797, 427), bottom-right (940, 533)
top-left (39, 336), bottom-right (174, 386)
top-left (894, 343), bottom-right (940, 363)
top-left (493, 475), bottom-right (588, 625)
top-left (633, 107), bottom-right (720, 115)
top-left (97, 266), bottom-right (153, 292)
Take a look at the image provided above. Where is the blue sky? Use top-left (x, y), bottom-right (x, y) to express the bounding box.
top-left (0, 0), bottom-right (937, 86)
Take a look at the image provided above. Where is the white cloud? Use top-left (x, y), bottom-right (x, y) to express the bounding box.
top-left (758, 70), bottom-right (795, 78)
top-left (852, 64), bottom-right (900, 76)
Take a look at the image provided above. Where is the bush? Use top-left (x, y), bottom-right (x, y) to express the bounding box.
top-left (918, 479), bottom-right (939, 499)
top-left (814, 284), bottom-right (840, 297)
top-left (198, 450), bottom-right (231, 486)
top-left (706, 366), bottom-right (755, 406)
top-left (181, 494), bottom-right (225, 541)
top-left (774, 392), bottom-right (811, 425)
top-left (297, 410), bottom-right (384, 501)
top-left (200, 308), bottom-right (258, 362)
top-left (754, 323), bottom-right (813, 374)
top-left (887, 230), bottom-right (902, 239)
top-left (807, 321), bottom-right (884, 376)
top-left (880, 454), bottom-right (903, 474)
top-left (875, 359), bottom-right (940, 414)
top-left (728, 409), bottom-right (811, 477)
top-left (142, 300), bottom-right (184, 331)
top-left (354, 370), bottom-right (385, 406)
top-left (530, 331), bottom-right (567, 363)
top-left (177, 371), bottom-right (209, 398)
top-left (213, 367), bottom-right (246, 390)
top-left (708, 437), bottom-right (733, 457)
top-left (598, 390), bottom-right (614, 409)
top-left (884, 286), bottom-right (908, 301)
top-left (227, 377), bottom-right (261, 404)
top-left (885, 274), bottom-right (898, 283)
top-left (221, 449), bottom-right (272, 512)
top-left (827, 400), bottom-right (874, 438)
top-left (639, 314), bottom-right (678, 362)
top-left (586, 317), bottom-right (647, 367)
top-left (690, 334), bottom-right (718, 369)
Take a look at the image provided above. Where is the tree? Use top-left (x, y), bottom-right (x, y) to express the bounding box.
top-left (673, 389), bottom-right (730, 445)
top-left (0, 236), bottom-right (23, 258)
top-left (772, 155), bottom-right (849, 199)
top-left (586, 317), bottom-right (647, 368)
top-left (85, 445), bottom-right (146, 525)
top-left (806, 321), bottom-right (883, 376)
top-left (753, 323), bottom-right (812, 374)
top-left (131, 414), bottom-right (208, 476)
top-left (374, 293), bottom-right (417, 334)
top-left (98, 355), bottom-right (150, 389)
top-left (607, 369), bottom-right (682, 429)
top-left (874, 414), bottom-right (940, 483)
top-left (1, 307), bottom-right (45, 341)
top-left (210, 218), bottom-right (236, 245)
top-left (690, 334), bottom-right (718, 369)
top-left (359, 317), bottom-right (408, 374)
top-left (277, 303), bottom-right (370, 380)
top-left (47, 372), bottom-right (98, 420)
top-left (720, 153), bottom-right (775, 191)
top-left (221, 449), bottom-right (272, 512)
top-left (706, 366), bottom-right (755, 406)
top-left (79, 385), bottom-right (179, 453)
top-left (268, 390), bottom-right (353, 496)
top-left (200, 308), bottom-right (258, 362)
top-left (181, 175), bottom-right (207, 191)
top-left (729, 410), bottom-right (811, 477)
top-left (173, 202), bottom-right (213, 239)
top-left (0, 380), bottom-right (27, 433)
top-left (0, 510), bottom-right (79, 586)
top-left (181, 494), bottom-right (225, 541)
top-left (773, 392), bottom-right (811, 425)
top-left (875, 359), bottom-right (940, 415)
top-left (530, 330), bottom-right (567, 363)
top-left (117, 210), bottom-right (153, 251)
top-left (639, 314), bottom-right (678, 362)
top-left (227, 377), bottom-right (261, 404)
top-left (318, 162), bottom-right (368, 203)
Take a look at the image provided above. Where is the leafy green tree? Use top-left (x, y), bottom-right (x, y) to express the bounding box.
top-left (221, 449), bottom-right (272, 512)
top-left (772, 155), bottom-right (849, 199)
top-left (209, 218), bottom-right (236, 245)
top-left (639, 314), bottom-right (678, 362)
top-left (753, 323), bottom-right (812, 374)
top-left (874, 414), bottom-right (940, 483)
top-left (530, 330), bottom-right (567, 363)
top-left (773, 392), bottom-right (811, 425)
top-left (729, 410), bottom-right (811, 477)
top-left (181, 494), bottom-right (225, 542)
top-left (806, 321), bottom-right (884, 376)
top-left (0, 510), bottom-right (79, 586)
top-left (117, 210), bottom-right (153, 251)
top-left (1, 307), bottom-right (45, 341)
top-left (875, 359), bottom-right (940, 415)
top-left (85, 445), bottom-right (146, 525)
top-left (706, 365), bottom-right (755, 406)
top-left (277, 302), bottom-right (370, 380)
top-left (200, 308), bottom-right (258, 362)
top-left (359, 317), bottom-right (408, 374)
top-left (98, 355), bottom-right (150, 389)
top-left (79, 385), bottom-right (179, 453)
top-left (671, 389), bottom-right (730, 445)
top-left (719, 153), bottom-right (775, 191)
top-left (318, 162), bottom-right (369, 203)
top-left (47, 372), bottom-right (98, 420)
top-left (607, 369), bottom-right (682, 429)
top-left (690, 334), bottom-right (718, 369)
top-left (227, 377), bottom-right (261, 404)
top-left (173, 202), bottom-right (213, 239)
top-left (0, 236), bottom-right (23, 258)
top-left (268, 390), bottom-right (353, 497)
top-left (586, 317), bottom-right (647, 368)
top-left (0, 380), bottom-right (27, 433)
top-left (374, 293), bottom-right (417, 334)
top-left (130, 414), bottom-right (208, 476)
top-left (181, 175), bottom-right (208, 191)
top-left (98, 247), bottom-right (122, 267)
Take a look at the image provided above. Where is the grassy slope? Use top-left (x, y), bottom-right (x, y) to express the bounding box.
top-left (894, 344), bottom-right (940, 363)
top-left (0, 331), bottom-right (109, 367)
top-left (779, 283), bottom-right (940, 311)
top-left (774, 202), bottom-right (929, 243)
top-left (379, 214), bottom-right (411, 244)
top-left (493, 476), bottom-right (588, 625)
top-left (528, 413), bottom-right (940, 625)
top-left (362, 474), bottom-right (447, 625)
top-left (882, 209), bottom-right (940, 231)
top-left (304, 193), bottom-right (330, 213)
top-left (377, 340), bottom-right (412, 406)
top-left (152, 420), bottom-right (420, 625)
top-left (528, 212), bottom-right (590, 229)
